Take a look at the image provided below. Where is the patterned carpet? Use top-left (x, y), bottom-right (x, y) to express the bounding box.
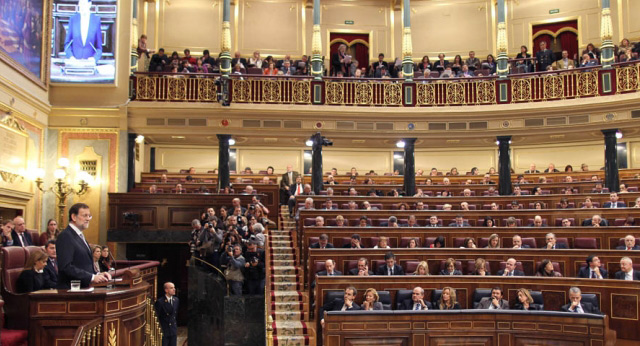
top-left (268, 210), bottom-right (310, 345)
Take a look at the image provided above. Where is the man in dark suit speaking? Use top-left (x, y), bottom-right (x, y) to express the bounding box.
top-left (56, 203), bottom-right (110, 288)
top-left (64, 0), bottom-right (103, 63)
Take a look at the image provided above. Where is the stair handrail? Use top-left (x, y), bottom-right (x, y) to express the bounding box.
top-left (145, 297), bottom-right (164, 346)
top-left (191, 256), bottom-right (229, 295)
top-left (70, 318), bottom-right (102, 346)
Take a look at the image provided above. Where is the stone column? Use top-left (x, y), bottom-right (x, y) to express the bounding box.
top-left (496, 0), bottom-right (509, 78)
top-left (219, 0), bottom-right (232, 76)
top-left (401, 0), bottom-right (414, 81)
top-left (600, 0), bottom-right (614, 68)
top-left (602, 129), bottom-right (619, 192)
top-left (497, 136), bottom-right (512, 195)
top-left (217, 134), bottom-right (232, 191)
top-left (310, 133), bottom-right (324, 194)
top-left (403, 138), bottom-right (417, 196)
top-left (311, 0), bottom-right (323, 80)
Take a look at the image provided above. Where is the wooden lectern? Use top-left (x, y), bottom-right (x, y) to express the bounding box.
top-left (28, 275), bottom-right (153, 346)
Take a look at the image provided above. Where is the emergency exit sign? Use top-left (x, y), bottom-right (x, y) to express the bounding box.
top-left (345, 20), bottom-right (354, 25)
top-left (549, 9), bottom-right (559, 14)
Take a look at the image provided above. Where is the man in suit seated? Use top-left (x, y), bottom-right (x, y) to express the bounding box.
top-left (577, 254), bottom-right (607, 279)
top-left (294, 197), bottom-right (315, 221)
top-left (497, 258), bottom-right (525, 277)
top-left (527, 215), bottom-right (548, 228)
top-left (617, 235), bottom-right (640, 250)
top-left (343, 234), bottom-right (364, 249)
top-left (320, 286), bottom-right (360, 328)
top-left (553, 50), bottom-right (576, 70)
top-left (5, 216), bottom-right (33, 247)
top-left (476, 286), bottom-right (509, 310)
top-left (511, 235), bottom-right (531, 249)
top-left (524, 163), bottom-right (539, 174)
top-left (448, 215), bottom-right (470, 227)
top-left (603, 192), bottom-right (626, 208)
top-left (581, 214), bottom-right (609, 227)
top-left (427, 215), bottom-right (440, 227)
top-left (376, 252), bottom-right (405, 276)
top-left (43, 240), bottom-right (58, 288)
top-left (349, 257), bottom-right (374, 276)
top-left (310, 234), bottom-right (334, 249)
top-left (615, 257), bottom-right (640, 281)
top-left (545, 233), bottom-right (568, 249)
top-left (561, 287), bottom-right (601, 314)
top-left (314, 216), bottom-right (324, 227)
top-left (400, 286), bottom-right (432, 310)
top-left (317, 259), bottom-right (342, 277)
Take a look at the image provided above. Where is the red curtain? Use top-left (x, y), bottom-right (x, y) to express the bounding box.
top-left (558, 31), bottom-right (579, 60)
top-left (329, 33), bottom-right (370, 76)
top-left (532, 21), bottom-right (577, 36)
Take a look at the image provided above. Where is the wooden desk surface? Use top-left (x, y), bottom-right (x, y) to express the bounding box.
top-left (315, 276), bottom-right (640, 340)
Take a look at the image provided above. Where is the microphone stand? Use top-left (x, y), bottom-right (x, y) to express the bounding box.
top-left (107, 249), bottom-right (118, 288)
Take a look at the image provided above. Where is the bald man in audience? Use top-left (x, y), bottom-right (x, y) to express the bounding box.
top-left (524, 163), bottom-right (539, 174)
top-left (7, 216), bottom-right (33, 247)
top-left (320, 286), bottom-right (360, 328)
top-left (528, 215), bottom-right (547, 227)
top-left (314, 216), bottom-right (325, 227)
top-left (581, 214), bottom-right (608, 227)
top-left (316, 259), bottom-right (342, 277)
top-left (615, 257), bottom-right (640, 280)
top-left (616, 235), bottom-right (640, 250)
top-left (400, 286), bottom-right (432, 310)
top-left (349, 258), bottom-right (373, 276)
top-left (512, 235), bottom-right (530, 249)
top-left (497, 258), bottom-right (525, 276)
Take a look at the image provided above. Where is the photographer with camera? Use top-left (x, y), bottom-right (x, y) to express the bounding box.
top-left (198, 219), bottom-right (223, 267)
top-left (189, 219), bottom-right (203, 257)
top-left (243, 240), bottom-right (265, 295)
top-left (220, 244), bottom-right (245, 295)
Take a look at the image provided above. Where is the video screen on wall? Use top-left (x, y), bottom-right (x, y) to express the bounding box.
top-left (0, 0), bottom-right (45, 81)
top-left (50, 0), bottom-right (117, 83)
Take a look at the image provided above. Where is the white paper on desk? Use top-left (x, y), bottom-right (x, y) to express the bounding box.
top-left (68, 287), bottom-right (95, 293)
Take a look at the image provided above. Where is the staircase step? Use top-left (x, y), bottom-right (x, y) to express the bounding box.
top-left (271, 301), bottom-right (304, 312)
top-left (271, 274), bottom-right (299, 283)
top-left (270, 253), bottom-right (296, 261)
top-left (272, 310), bottom-right (305, 321)
top-left (271, 259), bottom-right (295, 266)
top-left (273, 335), bottom-right (309, 346)
top-left (271, 290), bottom-right (303, 302)
top-left (273, 321), bottom-right (308, 335)
top-left (271, 266), bottom-right (298, 276)
top-left (271, 281), bottom-right (301, 291)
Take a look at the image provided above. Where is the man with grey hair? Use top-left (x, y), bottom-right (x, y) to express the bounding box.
top-left (189, 219), bottom-right (202, 255)
top-left (512, 235), bottom-right (530, 249)
top-left (545, 233), bottom-right (567, 249)
top-left (561, 287), bottom-right (601, 314)
top-left (221, 244), bottom-right (246, 295)
top-left (295, 197), bottom-right (315, 221)
top-left (386, 216), bottom-right (399, 227)
top-left (616, 235), bottom-right (640, 250)
top-left (615, 257), bottom-right (640, 280)
top-left (8, 216), bottom-right (33, 247)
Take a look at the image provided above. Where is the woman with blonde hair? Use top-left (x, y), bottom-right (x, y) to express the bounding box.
top-left (470, 258), bottom-right (490, 276)
top-left (362, 288), bottom-right (383, 310)
top-left (514, 288), bottom-right (541, 310)
top-left (413, 261), bottom-right (429, 275)
top-left (17, 250), bottom-right (51, 293)
top-left (440, 258), bottom-right (461, 275)
top-left (437, 287), bottom-right (461, 310)
top-left (486, 234), bottom-right (500, 248)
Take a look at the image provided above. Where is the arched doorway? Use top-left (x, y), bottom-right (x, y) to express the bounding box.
top-left (329, 33), bottom-right (369, 76)
top-left (532, 20), bottom-right (579, 61)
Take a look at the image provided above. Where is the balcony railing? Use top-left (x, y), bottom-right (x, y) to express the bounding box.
top-left (130, 61), bottom-right (640, 106)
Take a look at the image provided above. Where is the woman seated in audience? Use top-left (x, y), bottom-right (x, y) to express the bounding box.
top-left (17, 250), bottom-right (51, 293)
top-left (436, 287), bottom-right (461, 310)
top-left (531, 186), bottom-right (543, 196)
top-left (451, 55), bottom-right (463, 74)
top-left (407, 238), bottom-right (419, 248)
top-left (194, 58), bottom-right (207, 73)
top-left (469, 167), bottom-right (479, 176)
top-left (92, 245), bottom-right (102, 274)
top-left (362, 288), bottom-right (383, 311)
top-left (39, 219), bottom-right (60, 244)
top-left (482, 216), bottom-right (496, 227)
top-left (583, 43), bottom-right (600, 60)
top-left (432, 236), bottom-right (446, 248)
top-left (442, 203), bottom-right (452, 211)
top-left (487, 167), bottom-right (496, 174)
top-left (249, 51), bottom-right (263, 68)
top-left (535, 259), bottom-right (562, 277)
top-left (374, 236), bottom-right (390, 249)
top-left (448, 167), bottom-right (459, 176)
top-left (440, 258), bottom-right (462, 276)
top-left (397, 202), bottom-right (409, 210)
top-left (470, 258), bottom-right (490, 276)
top-left (515, 45), bottom-right (532, 73)
top-left (263, 62), bottom-right (278, 75)
top-left (634, 197), bottom-right (640, 208)
top-left (413, 261), bottom-right (429, 275)
top-left (538, 176), bottom-right (547, 183)
top-left (514, 288), bottom-right (541, 310)
top-left (484, 54), bottom-right (497, 75)
top-left (99, 246), bottom-right (113, 272)
top-left (418, 56), bottom-right (432, 72)
top-left (461, 237), bottom-right (476, 249)
top-left (533, 201), bottom-right (544, 210)
top-left (564, 164), bottom-right (573, 172)
top-left (581, 197), bottom-right (595, 209)
top-left (486, 234), bottom-right (500, 248)
top-left (335, 215), bottom-right (346, 227)
top-left (440, 191), bottom-right (452, 198)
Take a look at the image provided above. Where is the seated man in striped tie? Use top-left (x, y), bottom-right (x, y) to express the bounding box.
top-left (577, 255), bottom-right (608, 279)
top-left (497, 258), bottom-right (525, 276)
top-left (400, 286), bottom-right (432, 310)
top-left (561, 287), bottom-right (601, 314)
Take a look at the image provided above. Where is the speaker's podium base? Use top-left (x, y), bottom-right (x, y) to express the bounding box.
top-left (28, 281), bottom-right (151, 346)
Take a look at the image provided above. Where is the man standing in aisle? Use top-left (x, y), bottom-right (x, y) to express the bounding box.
top-left (155, 282), bottom-right (179, 346)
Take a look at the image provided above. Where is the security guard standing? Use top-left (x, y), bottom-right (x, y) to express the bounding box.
top-left (155, 282), bottom-right (179, 346)
top-left (535, 41), bottom-right (554, 72)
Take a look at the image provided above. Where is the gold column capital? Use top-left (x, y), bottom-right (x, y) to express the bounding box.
top-left (312, 24), bottom-right (322, 55)
top-left (600, 7), bottom-right (613, 41)
top-left (402, 27), bottom-right (413, 58)
top-left (497, 22), bottom-right (507, 53)
top-left (221, 21), bottom-right (232, 53)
